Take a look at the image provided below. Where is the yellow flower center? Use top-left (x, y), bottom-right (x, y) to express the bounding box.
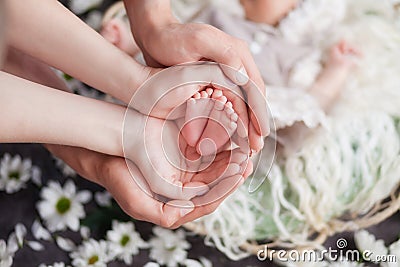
top-left (120, 235), bottom-right (130, 246)
top-left (9, 171), bottom-right (20, 180)
top-left (88, 255), bottom-right (99, 265)
top-left (56, 197), bottom-right (71, 214)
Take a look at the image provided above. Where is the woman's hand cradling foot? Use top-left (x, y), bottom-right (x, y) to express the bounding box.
top-left (124, 0), bottom-right (270, 151)
top-left (46, 144), bottom-right (252, 229)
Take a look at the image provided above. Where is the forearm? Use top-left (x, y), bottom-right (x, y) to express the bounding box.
top-left (5, 0), bottom-right (147, 103)
top-left (0, 71), bottom-right (130, 156)
top-left (309, 65), bottom-right (349, 110)
top-left (45, 144), bottom-right (114, 186)
top-left (3, 48), bottom-right (70, 92)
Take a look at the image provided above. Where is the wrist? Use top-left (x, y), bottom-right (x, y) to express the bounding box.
top-left (112, 54), bottom-right (150, 104)
top-left (121, 108), bottom-right (146, 162)
top-left (323, 63), bottom-right (351, 80)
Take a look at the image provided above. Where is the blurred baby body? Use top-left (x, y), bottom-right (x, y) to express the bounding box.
top-left (100, 1), bottom-right (144, 62)
top-left (197, 0), bottom-right (361, 154)
top-left (99, 0), bottom-right (361, 154)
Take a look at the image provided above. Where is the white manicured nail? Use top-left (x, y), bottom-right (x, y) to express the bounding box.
top-left (180, 206), bottom-right (194, 217)
top-left (236, 66), bottom-right (249, 85)
top-left (196, 187), bottom-right (209, 197)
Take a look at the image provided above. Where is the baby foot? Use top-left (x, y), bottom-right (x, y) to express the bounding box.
top-left (182, 88), bottom-right (239, 156)
top-left (197, 89), bottom-right (238, 156)
top-left (181, 88), bottom-right (214, 147)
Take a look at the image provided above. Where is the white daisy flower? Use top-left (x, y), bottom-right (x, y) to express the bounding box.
top-left (75, 87), bottom-right (103, 100)
top-left (37, 180), bottom-right (92, 232)
top-left (149, 227), bottom-right (190, 267)
top-left (53, 70), bottom-right (82, 93)
top-left (80, 226), bottom-right (91, 240)
top-left (32, 220), bottom-right (52, 241)
top-left (69, 0), bottom-right (103, 15)
top-left (387, 239), bottom-right (400, 267)
top-left (286, 260), bottom-right (329, 267)
top-left (6, 223), bottom-right (27, 255)
top-left (143, 263), bottom-right (160, 267)
top-left (56, 236), bottom-right (76, 252)
top-left (94, 191), bottom-right (112, 207)
top-left (85, 11), bottom-right (103, 30)
top-left (0, 153), bottom-right (33, 193)
top-left (70, 239), bottom-right (111, 267)
top-left (354, 230), bottom-right (388, 263)
top-left (184, 257), bottom-right (213, 267)
top-left (54, 157), bottom-right (76, 178)
top-left (31, 166), bottom-right (42, 187)
top-left (14, 223), bottom-right (27, 247)
top-left (26, 240), bottom-right (44, 251)
top-left (9, 223), bottom-right (44, 252)
top-left (106, 221), bottom-right (147, 265)
top-left (6, 234), bottom-right (18, 256)
top-left (0, 240), bottom-right (13, 267)
top-left (329, 260), bottom-right (364, 267)
top-left (38, 262), bottom-right (70, 267)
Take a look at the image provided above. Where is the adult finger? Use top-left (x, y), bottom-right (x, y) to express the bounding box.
top-left (192, 148), bottom-right (249, 185)
top-left (190, 27), bottom-right (269, 142)
top-left (171, 159), bottom-right (253, 228)
top-left (104, 158), bottom-right (196, 228)
top-left (46, 145), bottom-right (194, 228)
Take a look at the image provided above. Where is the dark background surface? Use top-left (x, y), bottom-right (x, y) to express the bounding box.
top-left (1, 144), bottom-right (399, 266)
top-left (1, 0), bottom-right (400, 266)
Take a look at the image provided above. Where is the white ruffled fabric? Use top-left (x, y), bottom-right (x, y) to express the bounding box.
top-left (267, 87), bottom-right (326, 131)
top-left (183, 0), bottom-right (400, 261)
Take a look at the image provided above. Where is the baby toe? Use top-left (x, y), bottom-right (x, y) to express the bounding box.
top-left (230, 121), bottom-right (238, 130)
top-left (200, 91), bottom-right (209, 98)
top-left (214, 99), bottom-right (225, 111)
top-left (230, 112), bottom-right (239, 122)
top-left (211, 89), bottom-right (223, 99)
top-left (187, 98), bottom-right (196, 106)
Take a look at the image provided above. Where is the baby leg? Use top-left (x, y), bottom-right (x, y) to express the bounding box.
top-left (310, 40), bottom-right (361, 110)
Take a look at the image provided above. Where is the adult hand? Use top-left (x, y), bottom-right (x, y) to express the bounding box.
top-left (123, 107), bottom-right (251, 201)
top-left (124, 0), bottom-right (269, 152)
top-left (46, 144), bottom-right (253, 228)
top-left (134, 62), bottom-right (250, 145)
top-left (5, 48), bottom-right (253, 228)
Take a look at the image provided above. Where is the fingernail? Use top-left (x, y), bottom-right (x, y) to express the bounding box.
top-left (173, 181), bottom-right (183, 187)
top-left (240, 144), bottom-right (251, 154)
top-left (231, 163), bottom-right (241, 174)
top-left (265, 125), bottom-right (271, 136)
top-left (239, 163), bottom-right (247, 174)
top-left (236, 152), bottom-right (248, 163)
top-left (236, 66), bottom-right (249, 85)
top-left (259, 136), bottom-right (265, 149)
top-left (196, 187), bottom-right (209, 197)
top-left (180, 206), bottom-right (194, 217)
